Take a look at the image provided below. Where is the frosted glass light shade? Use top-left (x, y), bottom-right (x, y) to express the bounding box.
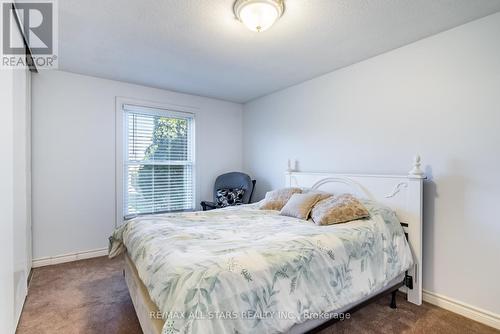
top-left (234, 0), bottom-right (284, 32)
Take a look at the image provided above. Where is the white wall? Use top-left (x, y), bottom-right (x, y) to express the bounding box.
top-left (32, 71), bottom-right (243, 260)
top-left (243, 13), bottom-right (500, 318)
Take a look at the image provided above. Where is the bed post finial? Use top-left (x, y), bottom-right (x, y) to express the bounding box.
top-left (408, 155), bottom-right (424, 178)
top-left (286, 159), bottom-right (297, 173)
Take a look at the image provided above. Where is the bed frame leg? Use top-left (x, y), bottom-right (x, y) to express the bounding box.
top-left (390, 291), bottom-right (397, 309)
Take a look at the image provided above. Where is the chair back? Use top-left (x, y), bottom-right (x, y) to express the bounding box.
top-left (213, 172), bottom-right (255, 204)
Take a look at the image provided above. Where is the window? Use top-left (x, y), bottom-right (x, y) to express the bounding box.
top-left (122, 104), bottom-right (195, 218)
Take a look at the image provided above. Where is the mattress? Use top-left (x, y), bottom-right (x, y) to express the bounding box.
top-left (123, 252), bottom-right (405, 334)
top-left (110, 200), bottom-right (413, 334)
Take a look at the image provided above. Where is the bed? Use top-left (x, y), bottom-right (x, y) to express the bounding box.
top-left (109, 157), bottom-right (425, 334)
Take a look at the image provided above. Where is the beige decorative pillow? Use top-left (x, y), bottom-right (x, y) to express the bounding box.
top-left (306, 190), bottom-right (332, 202)
top-left (311, 194), bottom-right (370, 226)
top-left (280, 193), bottom-right (322, 220)
top-left (259, 187), bottom-right (302, 211)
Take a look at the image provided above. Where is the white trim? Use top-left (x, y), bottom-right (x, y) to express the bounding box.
top-left (423, 290), bottom-right (500, 330)
top-left (123, 103), bottom-right (195, 119)
top-left (117, 96), bottom-right (200, 114)
top-left (115, 98), bottom-right (124, 227)
top-left (32, 248), bottom-right (108, 268)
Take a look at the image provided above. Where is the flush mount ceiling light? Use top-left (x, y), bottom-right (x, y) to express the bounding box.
top-left (234, 0), bottom-right (285, 32)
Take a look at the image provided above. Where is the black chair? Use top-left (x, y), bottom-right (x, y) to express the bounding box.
top-left (201, 172), bottom-right (256, 211)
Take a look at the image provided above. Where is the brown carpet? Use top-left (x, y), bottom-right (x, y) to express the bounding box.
top-left (17, 256), bottom-right (498, 334)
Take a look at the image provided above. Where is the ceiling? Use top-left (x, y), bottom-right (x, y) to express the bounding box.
top-left (58, 0), bottom-right (500, 103)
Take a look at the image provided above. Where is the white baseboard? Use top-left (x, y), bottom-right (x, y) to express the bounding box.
top-left (423, 290), bottom-right (500, 330)
top-left (32, 248), bottom-right (108, 268)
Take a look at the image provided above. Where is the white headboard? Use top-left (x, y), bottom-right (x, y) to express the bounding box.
top-left (285, 156), bottom-right (425, 305)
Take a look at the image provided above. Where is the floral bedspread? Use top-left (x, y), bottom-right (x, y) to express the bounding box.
top-left (109, 201), bottom-right (413, 334)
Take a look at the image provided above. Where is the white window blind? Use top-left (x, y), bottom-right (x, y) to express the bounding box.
top-left (123, 104), bottom-right (194, 218)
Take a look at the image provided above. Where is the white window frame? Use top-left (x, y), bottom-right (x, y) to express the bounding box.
top-left (115, 97), bottom-right (197, 226)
